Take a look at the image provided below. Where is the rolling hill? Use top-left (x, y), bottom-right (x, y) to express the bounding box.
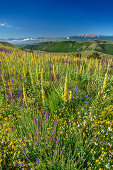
top-left (22, 40), bottom-right (113, 55)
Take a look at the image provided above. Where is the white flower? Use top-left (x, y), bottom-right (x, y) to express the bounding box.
top-left (105, 163), bottom-right (110, 169)
top-left (108, 127), bottom-right (112, 131)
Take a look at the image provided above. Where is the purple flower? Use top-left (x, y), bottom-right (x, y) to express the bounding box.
top-left (51, 161), bottom-right (53, 165)
top-left (17, 162), bottom-right (21, 166)
top-left (53, 127), bottom-right (55, 133)
top-left (50, 136), bottom-right (53, 142)
top-left (55, 120), bottom-right (57, 126)
top-left (60, 147), bottom-right (65, 154)
top-left (45, 110), bottom-right (49, 119)
top-left (86, 101), bottom-right (88, 103)
top-left (17, 86), bottom-right (19, 91)
top-left (56, 137), bottom-right (60, 145)
top-left (20, 91), bottom-right (23, 98)
top-left (34, 118), bottom-right (37, 124)
top-left (19, 75), bottom-right (21, 80)
top-left (41, 111), bottom-right (43, 117)
top-left (12, 79), bottom-right (14, 84)
top-left (7, 84), bottom-right (9, 89)
top-left (22, 139), bottom-right (26, 144)
top-left (46, 138), bottom-right (49, 144)
top-left (10, 127), bottom-right (14, 132)
top-left (36, 140), bottom-right (39, 145)
top-left (84, 91), bottom-right (86, 92)
top-left (36, 158), bottom-right (40, 166)
top-left (23, 150), bottom-right (28, 156)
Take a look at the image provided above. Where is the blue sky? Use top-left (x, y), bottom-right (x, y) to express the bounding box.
top-left (0, 0), bottom-right (113, 38)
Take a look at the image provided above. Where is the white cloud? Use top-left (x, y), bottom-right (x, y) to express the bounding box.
top-left (0, 23), bottom-right (12, 28)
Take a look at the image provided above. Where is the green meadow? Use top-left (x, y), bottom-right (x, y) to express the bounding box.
top-left (0, 46), bottom-right (113, 169)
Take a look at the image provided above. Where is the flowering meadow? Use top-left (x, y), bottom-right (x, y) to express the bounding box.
top-left (0, 47), bottom-right (113, 169)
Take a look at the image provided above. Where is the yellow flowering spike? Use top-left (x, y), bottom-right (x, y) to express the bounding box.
top-left (23, 85), bottom-right (27, 106)
top-left (42, 87), bottom-right (45, 104)
top-left (62, 74), bottom-right (68, 102)
top-left (69, 90), bottom-right (72, 102)
top-left (53, 65), bottom-right (57, 80)
top-left (23, 66), bottom-right (26, 83)
top-left (102, 72), bottom-right (108, 92)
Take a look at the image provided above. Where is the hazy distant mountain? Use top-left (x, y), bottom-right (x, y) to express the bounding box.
top-left (67, 34), bottom-right (113, 41)
top-left (0, 37), bottom-right (66, 45)
top-left (1, 34), bottom-right (113, 45)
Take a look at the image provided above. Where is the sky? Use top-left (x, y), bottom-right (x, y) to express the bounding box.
top-left (0, 0), bottom-right (113, 38)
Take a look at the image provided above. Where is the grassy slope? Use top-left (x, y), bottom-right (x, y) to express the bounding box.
top-left (0, 41), bottom-right (17, 48)
top-left (23, 40), bottom-right (113, 56)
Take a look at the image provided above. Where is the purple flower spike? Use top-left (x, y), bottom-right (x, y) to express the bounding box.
top-left (10, 127), bottom-right (14, 132)
top-left (20, 91), bottom-right (23, 98)
top-left (23, 150), bottom-right (28, 156)
top-left (50, 136), bottom-right (53, 142)
top-left (7, 84), bottom-right (9, 89)
top-left (56, 137), bottom-right (60, 145)
top-left (45, 110), bottom-right (49, 119)
top-left (36, 158), bottom-right (40, 166)
top-left (53, 127), bottom-right (55, 133)
top-left (41, 111), bottom-right (43, 117)
top-left (55, 120), bottom-right (57, 126)
top-left (51, 161), bottom-right (53, 165)
top-left (46, 138), bottom-right (49, 144)
top-left (12, 79), bottom-right (14, 84)
top-left (34, 118), bottom-right (38, 124)
top-left (36, 140), bottom-right (39, 145)
top-left (22, 139), bottom-right (26, 144)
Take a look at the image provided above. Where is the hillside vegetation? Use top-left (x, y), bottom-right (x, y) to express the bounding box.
top-left (0, 41), bottom-right (17, 48)
top-left (23, 40), bottom-right (113, 55)
top-left (0, 47), bottom-right (113, 169)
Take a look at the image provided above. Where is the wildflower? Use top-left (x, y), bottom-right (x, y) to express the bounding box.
top-left (60, 146), bottom-right (65, 154)
top-left (46, 138), bottom-right (49, 144)
top-left (7, 84), bottom-right (9, 89)
top-left (22, 139), bottom-right (26, 144)
top-left (55, 120), bottom-right (57, 126)
top-left (20, 91), bottom-right (23, 98)
top-left (45, 110), bottom-right (49, 119)
top-left (51, 161), bottom-right (53, 165)
top-left (50, 136), bottom-right (53, 142)
top-left (105, 163), bottom-right (110, 169)
top-left (34, 118), bottom-right (37, 124)
top-left (36, 140), bottom-right (39, 145)
top-left (23, 150), bottom-right (28, 156)
top-left (69, 90), bottom-right (72, 102)
top-left (10, 127), bottom-right (14, 132)
top-left (86, 101), bottom-right (88, 103)
top-left (53, 127), bottom-right (55, 133)
top-left (41, 112), bottom-right (43, 117)
top-left (36, 158), bottom-right (40, 166)
top-left (56, 137), bottom-right (60, 145)
top-left (108, 127), bottom-right (112, 131)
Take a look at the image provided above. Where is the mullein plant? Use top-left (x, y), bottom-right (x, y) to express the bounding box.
top-left (23, 65), bottom-right (26, 83)
top-left (62, 74), bottom-right (68, 102)
top-left (53, 65), bottom-right (57, 80)
top-left (23, 84), bottom-right (27, 106)
top-left (29, 62), bottom-right (34, 88)
top-left (98, 67), bottom-right (109, 99)
top-left (41, 68), bottom-right (45, 104)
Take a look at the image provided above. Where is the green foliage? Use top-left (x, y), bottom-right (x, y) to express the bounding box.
top-left (87, 52), bottom-right (101, 59)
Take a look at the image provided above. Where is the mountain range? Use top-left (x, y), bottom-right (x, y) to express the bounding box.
top-left (1, 34), bottom-right (113, 45)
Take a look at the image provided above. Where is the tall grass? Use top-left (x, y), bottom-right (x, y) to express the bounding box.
top-left (0, 49), bottom-right (113, 169)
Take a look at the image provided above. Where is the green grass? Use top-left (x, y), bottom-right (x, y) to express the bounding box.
top-left (23, 40), bottom-right (113, 56)
top-left (0, 48), bottom-right (113, 169)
